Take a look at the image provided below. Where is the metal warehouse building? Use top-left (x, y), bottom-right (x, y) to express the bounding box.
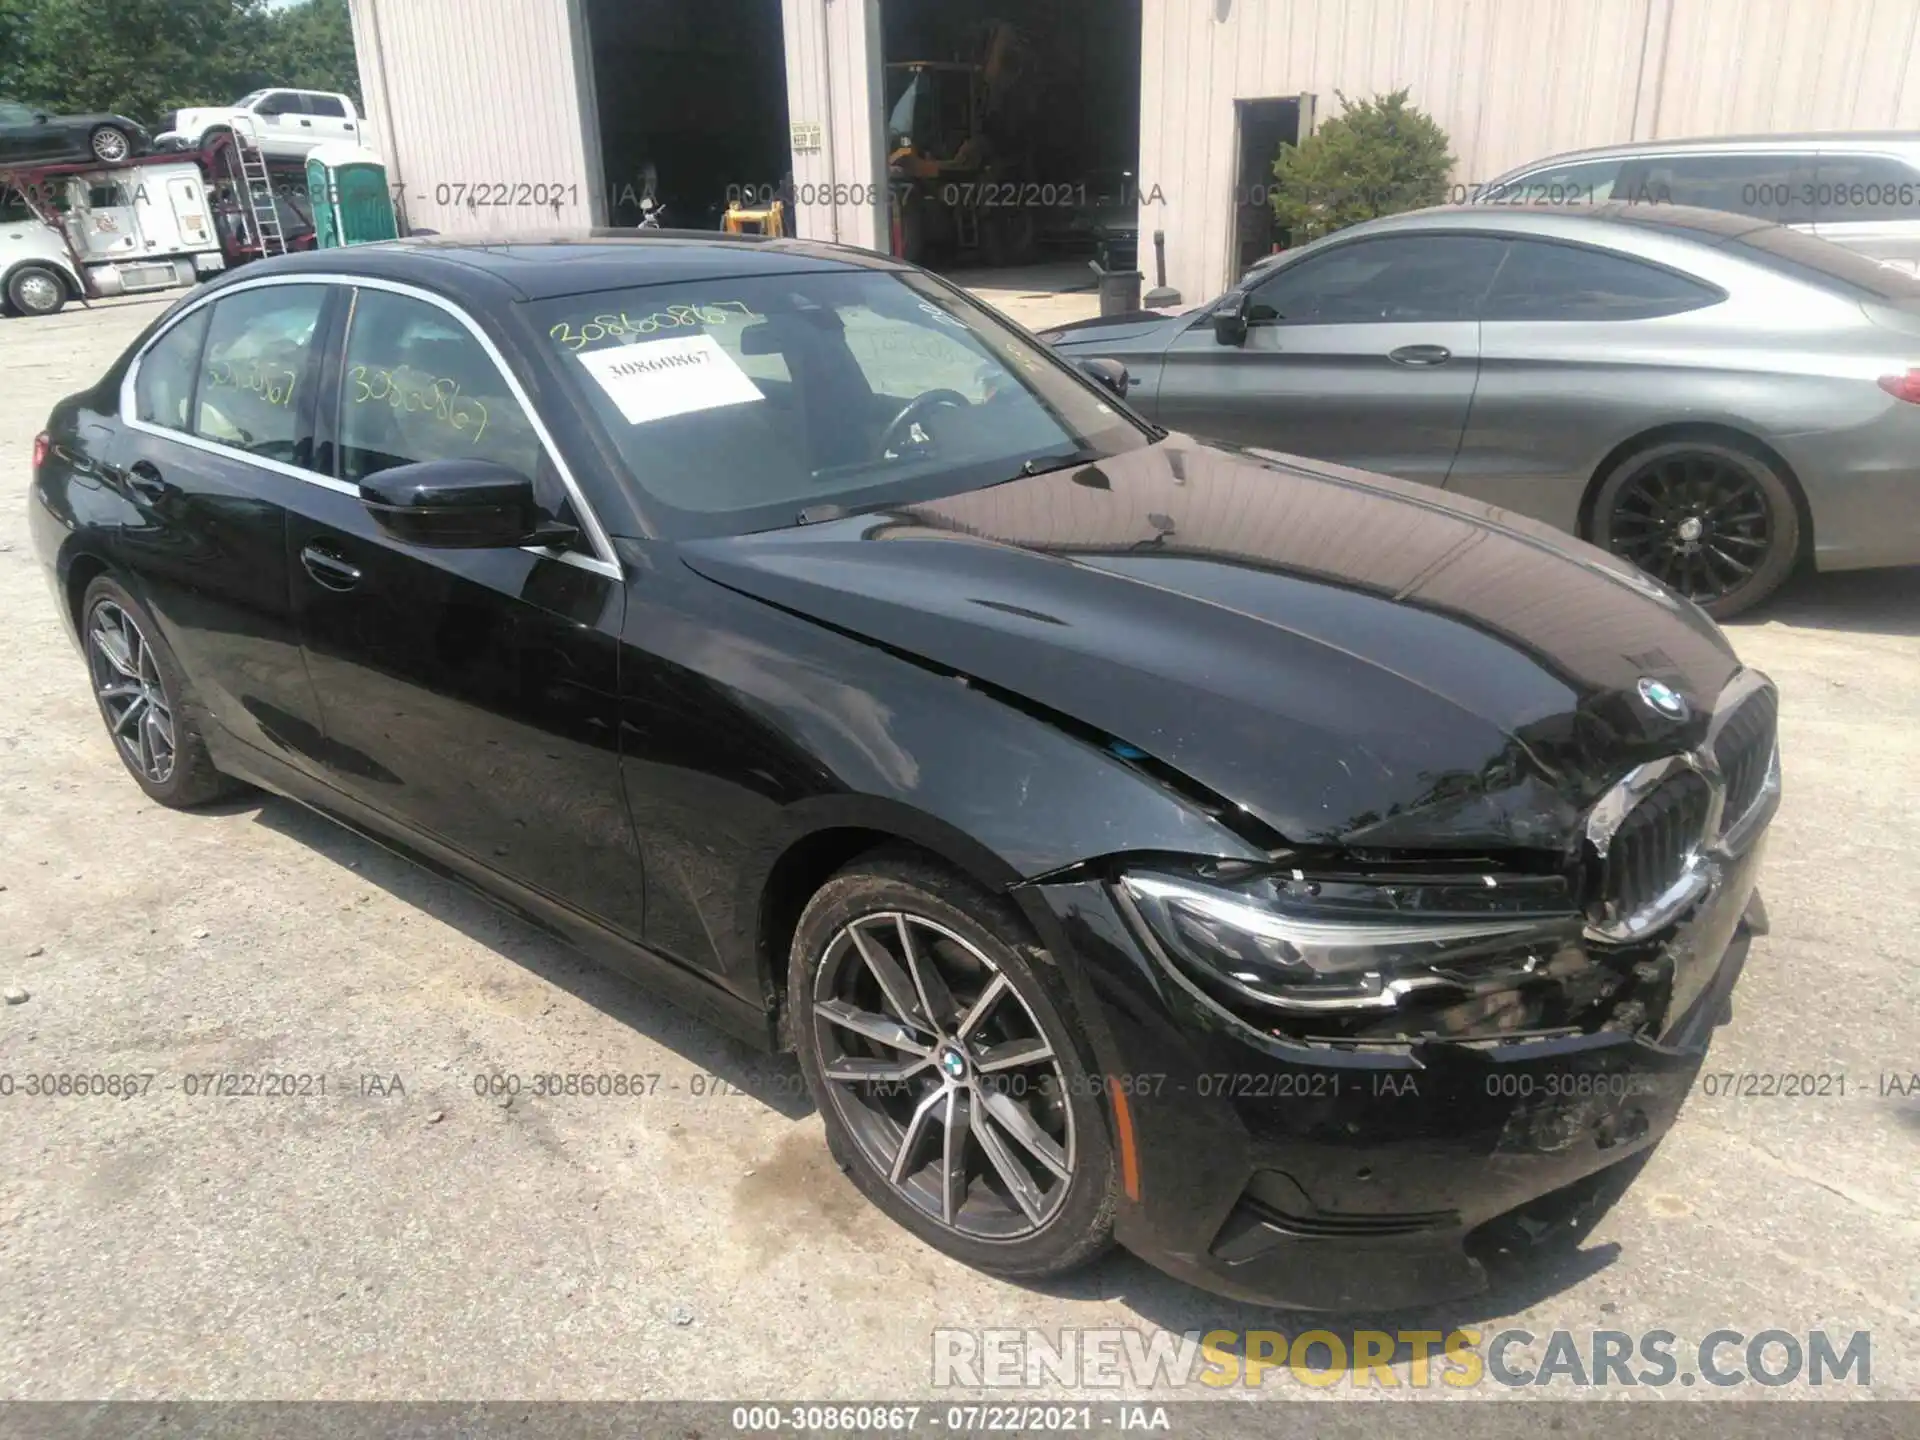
top-left (347, 0), bottom-right (1920, 304)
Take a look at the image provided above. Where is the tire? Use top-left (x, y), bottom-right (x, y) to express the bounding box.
top-left (1589, 438), bottom-right (1801, 620)
top-left (89, 124), bottom-right (132, 163)
top-left (790, 849), bottom-right (1117, 1280)
top-left (79, 575), bottom-right (241, 808)
top-left (7, 264), bottom-right (69, 317)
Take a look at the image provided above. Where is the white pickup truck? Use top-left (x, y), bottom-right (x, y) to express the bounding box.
top-left (157, 89), bottom-right (362, 160)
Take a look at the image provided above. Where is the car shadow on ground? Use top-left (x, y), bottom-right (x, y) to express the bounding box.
top-left (244, 792), bottom-right (817, 1121)
top-left (1737, 565), bottom-right (1920, 637)
top-left (1022, 1238), bottom-right (1622, 1371)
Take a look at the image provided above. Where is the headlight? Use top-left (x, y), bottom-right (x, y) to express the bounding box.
top-left (1117, 866), bottom-right (1596, 1040)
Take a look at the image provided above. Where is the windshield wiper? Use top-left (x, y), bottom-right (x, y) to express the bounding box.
top-left (1017, 446), bottom-right (1107, 479)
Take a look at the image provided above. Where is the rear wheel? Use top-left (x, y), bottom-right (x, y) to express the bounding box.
top-left (80, 576), bottom-right (240, 808)
top-left (1590, 439), bottom-right (1800, 620)
top-left (790, 851), bottom-right (1116, 1279)
top-left (7, 264), bottom-right (68, 317)
top-left (89, 124), bottom-right (133, 163)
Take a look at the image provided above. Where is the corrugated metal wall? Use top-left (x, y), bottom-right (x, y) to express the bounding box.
top-left (1144, 0), bottom-right (1920, 304)
top-left (348, 0), bottom-right (601, 236)
top-left (781, 0), bottom-right (887, 250)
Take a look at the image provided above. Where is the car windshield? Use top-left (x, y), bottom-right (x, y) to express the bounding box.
top-left (531, 267), bottom-right (1153, 538)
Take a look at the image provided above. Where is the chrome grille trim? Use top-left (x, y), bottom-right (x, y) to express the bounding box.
top-left (1583, 669), bottom-right (1779, 944)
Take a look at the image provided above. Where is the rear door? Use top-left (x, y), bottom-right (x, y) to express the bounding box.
top-left (1447, 238), bottom-right (1729, 531)
top-left (112, 281), bottom-right (334, 771)
top-left (1153, 233), bottom-right (1503, 487)
top-left (286, 283), bottom-right (644, 939)
top-left (1807, 150), bottom-right (1920, 273)
top-left (303, 93), bottom-right (358, 147)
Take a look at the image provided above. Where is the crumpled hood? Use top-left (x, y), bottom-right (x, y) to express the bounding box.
top-left (680, 437), bottom-right (1742, 852)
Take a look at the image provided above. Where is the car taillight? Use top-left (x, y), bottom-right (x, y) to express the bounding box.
top-left (32, 432), bottom-right (51, 472)
top-left (1877, 369), bottom-right (1920, 403)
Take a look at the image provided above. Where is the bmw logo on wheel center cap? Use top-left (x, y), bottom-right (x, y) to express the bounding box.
top-left (939, 1047), bottom-right (968, 1081)
top-left (1637, 676), bottom-right (1690, 721)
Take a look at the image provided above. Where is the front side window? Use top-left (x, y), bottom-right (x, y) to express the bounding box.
top-left (533, 268), bottom-right (1151, 537)
top-left (1484, 157), bottom-right (1620, 206)
top-left (1481, 240), bottom-right (1722, 321)
top-left (1245, 235), bottom-right (1509, 324)
top-left (338, 289), bottom-right (545, 484)
top-left (0, 100), bottom-right (35, 126)
top-left (135, 307), bottom-right (212, 431)
top-left (194, 284), bottom-right (326, 462)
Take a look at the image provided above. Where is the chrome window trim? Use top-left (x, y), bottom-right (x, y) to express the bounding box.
top-left (117, 271), bottom-right (623, 581)
top-left (1583, 668), bottom-right (1779, 944)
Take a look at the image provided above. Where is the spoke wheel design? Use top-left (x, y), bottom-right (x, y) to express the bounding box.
top-left (1606, 451), bottom-right (1773, 605)
top-left (87, 600), bottom-right (177, 785)
top-left (812, 911), bottom-right (1075, 1241)
top-left (91, 127), bottom-right (129, 162)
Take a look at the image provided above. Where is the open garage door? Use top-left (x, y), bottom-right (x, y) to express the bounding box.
top-left (583, 0), bottom-right (792, 231)
top-left (881, 0), bottom-right (1141, 285)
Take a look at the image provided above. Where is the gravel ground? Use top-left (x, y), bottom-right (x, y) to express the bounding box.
top-left (0, 291), bottom-right (1915, 1405)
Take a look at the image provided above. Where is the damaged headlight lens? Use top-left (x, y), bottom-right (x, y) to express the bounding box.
top-left (1118, 867), bottom-right (1587, 1019)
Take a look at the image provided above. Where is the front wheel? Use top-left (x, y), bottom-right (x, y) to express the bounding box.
top-left (89, 124), bottom-right (133, 162)
top-left (1590, 439), bottom-right (1801, 620)
top-left (7, 264), bottom-right (69, 317)
top-left (790, 851), bottom-right (1117, 1279)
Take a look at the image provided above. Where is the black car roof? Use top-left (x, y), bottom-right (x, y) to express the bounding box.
top-left (229, 231), bottom-right (908, 304)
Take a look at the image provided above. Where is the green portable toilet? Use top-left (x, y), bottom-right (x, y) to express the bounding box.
top-left (305, 143), bottom-right (398, 247)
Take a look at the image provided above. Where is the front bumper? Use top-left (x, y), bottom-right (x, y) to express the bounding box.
top-left (1023, 837), bottom-right (1766, 1312)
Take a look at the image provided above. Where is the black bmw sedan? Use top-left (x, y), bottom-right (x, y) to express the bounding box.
top-left (29, 233), bottom-right (1779, 1310)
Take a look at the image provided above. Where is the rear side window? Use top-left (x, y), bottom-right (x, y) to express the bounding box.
top-left (1482, 240), bottom-right (1721, 321)
top-left (306, 95), bottom-right (347, 118)
top-left (1617, 152), bottom-right (1816, 224)
top-left (134, 308), bottom-right (211, 432)
top-left (194, 284), bottom-right (326, 462)
top-left (1810, 153), bottom-right (1920, 224)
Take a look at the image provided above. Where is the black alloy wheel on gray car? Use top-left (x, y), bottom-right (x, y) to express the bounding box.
top-left (6, 263), bottom-right (68, 317)
top-left (89, 124), bottom-right (132, 162)
top-left (81, 576), bottom-right (238, 808)
top-left (1591, 438), bottom-right (1801, 620)
top-left (791, 851), bottom-right (1117, 1278)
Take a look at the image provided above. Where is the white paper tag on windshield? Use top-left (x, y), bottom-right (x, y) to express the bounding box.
top-left (574, 333), bottom-right (764, 426)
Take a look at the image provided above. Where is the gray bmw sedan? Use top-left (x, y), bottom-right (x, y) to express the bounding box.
top-left (1044, 202), bottom-right (1920, 617)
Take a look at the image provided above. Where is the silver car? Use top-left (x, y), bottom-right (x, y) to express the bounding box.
top-left (1042, 203), bottom-right (1920, 617)
top-left (1478, 132), bottom-right (1920, 272)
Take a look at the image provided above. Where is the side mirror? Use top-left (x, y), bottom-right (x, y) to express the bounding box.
top-left (1213, 292), bottom-right (1250, 347)
top-left (1077, 356), bottom-right (1130, 399)
top-left (359, 459), bottom-right (575, 549)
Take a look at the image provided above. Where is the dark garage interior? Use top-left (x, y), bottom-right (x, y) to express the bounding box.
top-left (881, 0), bottom-right (1141, 269)
top-left (584, 0), bottom-right (792, 230)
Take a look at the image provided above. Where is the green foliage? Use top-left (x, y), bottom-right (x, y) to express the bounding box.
top-left (0, 0), bottom-right (358, 125)
top-left (1269, 88), bottom-right (1455, 243)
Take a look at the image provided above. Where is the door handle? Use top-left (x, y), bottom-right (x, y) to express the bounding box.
top-left (300, 542), bottom-right (363, 592)
top-left (1388, 344), bottom-right (1453, 366)
top-left (125, 460), bottom-right (176, 504)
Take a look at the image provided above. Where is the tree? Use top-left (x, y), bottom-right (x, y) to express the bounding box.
top-left (1268, 89), bottom-right (1454, 244)
top-left (0, 0), bottom-right (358, 125)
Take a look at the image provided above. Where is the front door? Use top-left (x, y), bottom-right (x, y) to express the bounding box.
top-left (286, 284), bottom-right (645, 939)
top-left (111, 281), bottom-right (333, 771)
top-left (1154, 233), bottom-right (1503, 486)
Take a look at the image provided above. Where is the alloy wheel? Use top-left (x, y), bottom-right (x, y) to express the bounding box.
top-left (1606, 451), bottom-right (1772, 605)
top-left (87, 600), bottom-right (176, 785)
top-left (812, 911), bottom-right (1075, 1240)
top-left (91, 128), bottom-right (129, 162)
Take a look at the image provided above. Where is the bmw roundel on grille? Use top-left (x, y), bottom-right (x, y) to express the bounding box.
top-left (1637, 677), bottom-right (1690, 721)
